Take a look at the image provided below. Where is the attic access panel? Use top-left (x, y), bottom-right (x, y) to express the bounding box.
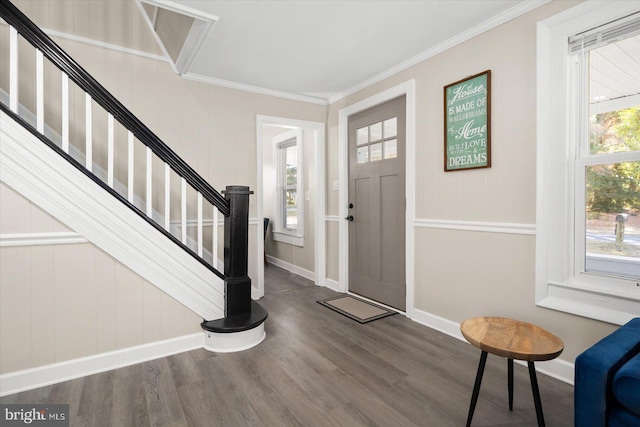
top-left (136, 0), bottom-right (218, 76)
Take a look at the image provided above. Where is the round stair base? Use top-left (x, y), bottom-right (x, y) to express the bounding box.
top-left (203, 323), bottom-right (265, 353)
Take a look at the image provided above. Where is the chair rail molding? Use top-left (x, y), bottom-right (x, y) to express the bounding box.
top-left (0, 232), bottom-right (87, 247)
top-left (413, 218), bottom-right (536, 235)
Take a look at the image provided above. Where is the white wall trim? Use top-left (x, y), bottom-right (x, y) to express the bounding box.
top-left (325, 215), bottom-right (340, 222)
top-left (0, 232), bottom-right (87, 247)
top-left (414, 219), bottom-right (536, 235)
top-left (324, 278), bottom-right (341, 292)
top-left (186, 73), bottom-right (328, 105)
top-left (256, 115), bottom-right (327, 298)
top-left (337, 80), bottom-right (416, 319)
top-left (411, 308), bottom-right (575, 385)
top-left (0, 333), bottom-right (204, 397)
top-left (169, 217), bottom-right (258, 227)
top-left (1, 110), bottom-right (224, 320)
top-left (328, 1), bottom-right (550, 104)
top-left (266, 255), bottom-right (315, 283)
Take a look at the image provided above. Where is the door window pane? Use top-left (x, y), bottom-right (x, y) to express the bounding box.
top-left (384, 117), bottom-right (397, 138)
top-left (370, 142), bottom-right (382, 162)
top-left (357, 127), bottom-right (368, 145)
top-left (357, 146), bottom-right (369, 164)
top-left (369, 122), bottom-right (382, 142)
top-left (384, 139), bottom-right (397, 159)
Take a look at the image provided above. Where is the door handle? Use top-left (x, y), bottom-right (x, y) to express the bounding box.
top-left (345, 215), bottom-right (354, 221)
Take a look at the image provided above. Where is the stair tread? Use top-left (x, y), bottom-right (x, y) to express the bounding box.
top-left (201, 300), bottom-right (268, 333)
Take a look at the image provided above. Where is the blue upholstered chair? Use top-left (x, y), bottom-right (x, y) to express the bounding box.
top-left (575, 318), bottom-right (640, 427)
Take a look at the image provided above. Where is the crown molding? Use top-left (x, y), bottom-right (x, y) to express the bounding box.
top-left (182, 72), bottom-right (329, 105)
top-left (328, 0), bottom-right (551, 104)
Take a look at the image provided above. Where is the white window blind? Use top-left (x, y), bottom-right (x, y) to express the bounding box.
top-left (568, 11), bottom-right (640, 53)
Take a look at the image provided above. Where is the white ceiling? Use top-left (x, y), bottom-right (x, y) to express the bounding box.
top-left (150, 0), bottom-right (547, 103)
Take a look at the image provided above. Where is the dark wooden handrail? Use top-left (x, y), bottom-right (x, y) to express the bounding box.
top-left (0, 102), bottom-right (225, 280)
top-left (0, 0), bottom-right (230, 217)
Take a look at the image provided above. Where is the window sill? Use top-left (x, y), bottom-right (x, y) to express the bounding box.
top-left (537, 282), bottom-right (640, 326)
top-left (272, 231), bottom-right (304, 247)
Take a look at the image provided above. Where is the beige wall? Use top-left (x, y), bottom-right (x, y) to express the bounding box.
top-left (0, 183), bottom-right (202, 374)
top-left (324, 0), bottom-right (618, 362)
top-left (263, 126), bottom-right (316, 273)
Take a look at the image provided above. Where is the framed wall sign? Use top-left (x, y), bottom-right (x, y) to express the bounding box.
top-left (444, 70), bottom-right (491, 171)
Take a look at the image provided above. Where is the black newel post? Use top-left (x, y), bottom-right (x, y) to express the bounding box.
top-left (201, 185), bottom-right (267, 340)
top-left (223, 185), bottom-right (253, 317)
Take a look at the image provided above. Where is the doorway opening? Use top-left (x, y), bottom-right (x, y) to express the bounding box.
top-left (255, 116), bottom-right (326, 299)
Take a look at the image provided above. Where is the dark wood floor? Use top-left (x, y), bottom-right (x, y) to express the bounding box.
top-left (1, 265), bottom-right (574, 426)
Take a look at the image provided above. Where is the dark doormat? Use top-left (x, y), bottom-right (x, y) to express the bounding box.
top-left (317, 295), bottom-right (397, 324)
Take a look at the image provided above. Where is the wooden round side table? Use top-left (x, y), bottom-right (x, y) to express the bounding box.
top-left (460, 316), bottom-right (564, 427)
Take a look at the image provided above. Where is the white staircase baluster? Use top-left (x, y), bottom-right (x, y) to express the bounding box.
top-left (9, 26), bottom-right (18, 114)
top-left (36, 50), bottom-right (44, 133)
top-left (164, 163), bottom-right (170, 230)
top-left (107, 114), bottom-right (114, 187)
top-left (146, 147), bottom-right (152, 217)
top-left (181, 178), bottom-right (187, 244)
top-left (128, 131), bottom-right (134, 203)
top-left (85, 93), bottom-right (92, 171)
top-left (61, 74), bottom-right (69, 153)
top-left (212, 208), bottom-right (219, 270)
top-left (197, 192), bottom-right (203, 257)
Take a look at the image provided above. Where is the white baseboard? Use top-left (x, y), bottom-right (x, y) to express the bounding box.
top-left (0, 333), bottom-right (204, 397)
top-left (411, 308), bottom-right (575, 385)
top-left (324, 278), bottom-right (341, 292)
top-left (266, 255), bottom-right (315, 283)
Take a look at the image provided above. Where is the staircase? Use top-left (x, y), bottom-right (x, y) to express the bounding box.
top-left (0, 0), bottom-right (266, 350)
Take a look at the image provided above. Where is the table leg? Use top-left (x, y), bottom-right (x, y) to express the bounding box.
top-left (466, 351), bottom-right (488, 427)
top-left (527, 361), bottom-right (545, 427)
top-left (508, 358), bottom-right (514, 411)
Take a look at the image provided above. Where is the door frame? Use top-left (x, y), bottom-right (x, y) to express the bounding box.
top-left (338, 80), bottom-right (416, 318)
top-left (255, 115), bottom-right (326, 299)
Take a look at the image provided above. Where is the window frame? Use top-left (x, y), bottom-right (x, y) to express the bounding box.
top-left (536, 1), bottom-right (640, 326)
top-left (272, 129), bottom-right (304, 247)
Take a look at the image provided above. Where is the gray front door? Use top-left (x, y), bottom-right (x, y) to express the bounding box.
top-left (348, 96), bottom-right (406, 311)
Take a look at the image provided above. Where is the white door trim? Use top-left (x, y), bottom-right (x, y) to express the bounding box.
top-left (255, 115), bottom-right (326, 298)
top-left (338, 80), bottom-right (416, 319)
